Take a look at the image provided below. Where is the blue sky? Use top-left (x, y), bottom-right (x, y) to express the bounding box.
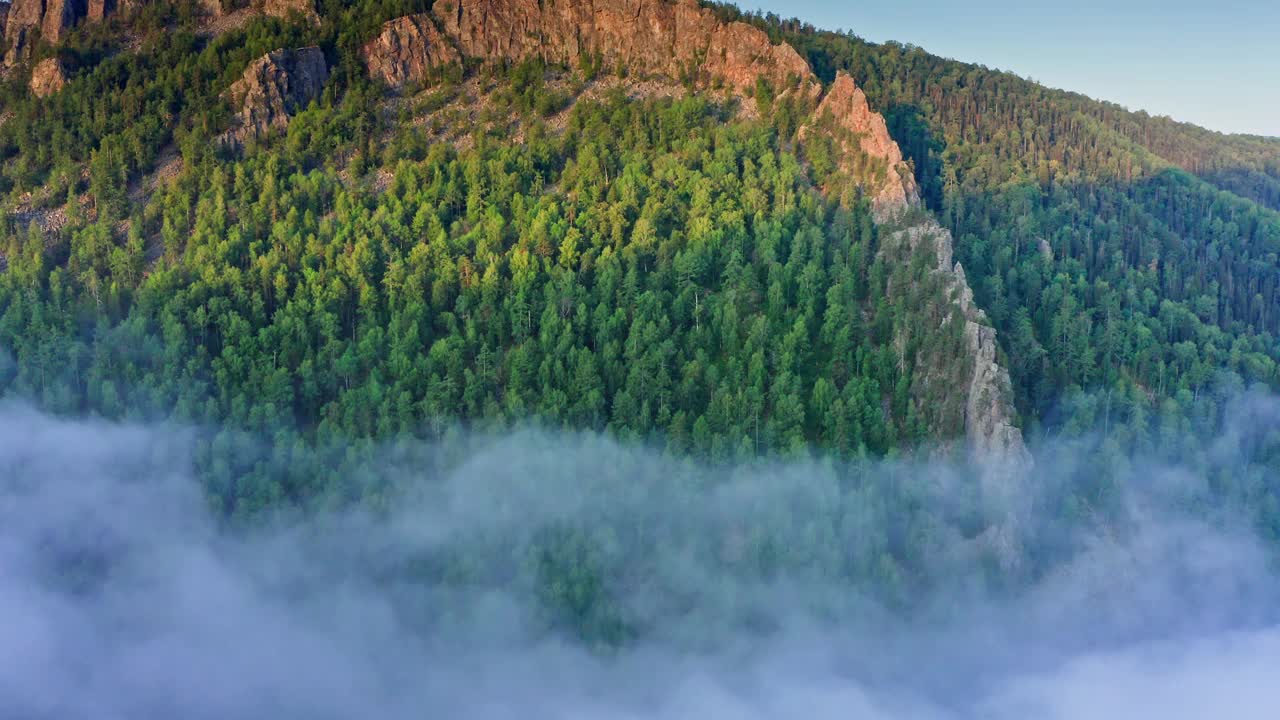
top-left (742, 0), bottom-right (1280, 137)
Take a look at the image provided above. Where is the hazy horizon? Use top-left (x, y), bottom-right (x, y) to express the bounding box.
top-left (743, 0), bottom-right (1280, 138)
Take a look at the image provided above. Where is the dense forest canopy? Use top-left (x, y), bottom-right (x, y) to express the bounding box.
top-left (0, 0), bottom-right (1275, 531)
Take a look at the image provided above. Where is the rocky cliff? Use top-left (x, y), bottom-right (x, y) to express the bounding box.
top-left (2, 0), bottom-right (314, 65)
top-left (222, 46), bottom-right (327, 147)
top-left (4, 0), bottom-right (87, 63)
top-left (87, 0), bottom-right (128, 22)
top-left (2, 0), bottom-right (142, 64)
top-left (362, 13), bottom-right (459, 90)
top-left (804, 72), bottom-right (1027, 471)
top-left (890, 221), bottom-right (1031, 473)
top-left (363, 1), bottom-right (911, 215)
top-left (362, 0), bottom-right (814, 98)
top-left (29, 55), bottom-right (67, 96)
top-left (258, 0), bottom-right (316, 23)
top-left (803, 72), bottom-right (919, 216)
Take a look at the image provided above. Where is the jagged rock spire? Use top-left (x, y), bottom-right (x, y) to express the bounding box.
top-left (801, 71), bottom-right (919, 217)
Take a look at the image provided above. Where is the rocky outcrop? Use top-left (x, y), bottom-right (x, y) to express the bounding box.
top-left (88, 0), bottom-right (118, 22)
top-left (222, 47), bottom-right (327, 147)
top-left (88, 0), bottom-right (141, 21)
top-left (799, 72), bottom-right (1027, 470)
top-left (1, 0), bottom-right (311, 64)
top-left (258, 0), bottom-right (317, 23)
top-left (29, 55), bottom-right (67, 96)
top-left (0, 3), bottom-right (9, 42)
top-left (964, 316), bottom-right (1029, 467)
top-left (32, 0), bottom-right (83, 44)
top-left (362, 13), bottom-right (459, 90)
top-left (3, 0), bottom-right (140, 63)
top-left (888, 220), bottom-right (1032, 477)
top-left (364, 2), bottom-right (912, 215)
top-left (4, 0), bottom-right (87, 63)
top-left (803, 72), bottom-right (918, 216)
top-left (362, 0), bottom-right (815, 98)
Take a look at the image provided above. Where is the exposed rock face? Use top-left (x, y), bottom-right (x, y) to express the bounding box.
top-left (2, 0), bottom-right (140, 63)
top-left (259, 0), bottom-right (316, 23)
top-left (4, 0), bottom-right (88, 63)
top-left (365, 2), bottom-right (910, 215)
top-left (35, 0), bottom-right (83, 43)
top-left (87, 0), bottom-right (140, 21)
top-left (362, 0), bottom-right (814, 97)
top-left (362, 14), bottom-right (459, 90)
top-left (0, 3), bottom-right (9, 41)
top-left (29, 55), bottom-right (67, 96)
top-left (4, 0), bottom-right (42, 64)
top-left (223, 46), bottom-right (327, 146)
top-left (964, 317), bottom-right (1029, 467)
top-left (802, 73), bottom-right (1028, 470)
top-left (804, 72), bottom-right (918, 216)
top-left (87, 0), bottom-right (114, 22)
top-left (889, 220), bottom-right (1032, 478)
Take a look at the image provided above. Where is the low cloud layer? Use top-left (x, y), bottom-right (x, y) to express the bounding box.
top-left (1, 400), bottom-right (1278, 719)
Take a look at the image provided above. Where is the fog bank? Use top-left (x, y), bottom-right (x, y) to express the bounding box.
top-left (1, 400), bottom-right (1278, 719)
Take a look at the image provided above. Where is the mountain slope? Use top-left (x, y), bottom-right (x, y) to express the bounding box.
top-left (0, 0), bottom-right (1276, 514)
top-left (0, 0), bottom-right (1029, 504)
top-left (351, 0), bottom-right (1025, 464)
top-left (708, 6), bottom-right (1280, 433)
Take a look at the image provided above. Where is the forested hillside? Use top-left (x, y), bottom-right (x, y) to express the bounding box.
top-left (717, 4), bottom-right (1280, 438)
top-left (4, 4), bottom-right (1280, 699)
top-left (0, 0), bottom-right (1276, 523)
